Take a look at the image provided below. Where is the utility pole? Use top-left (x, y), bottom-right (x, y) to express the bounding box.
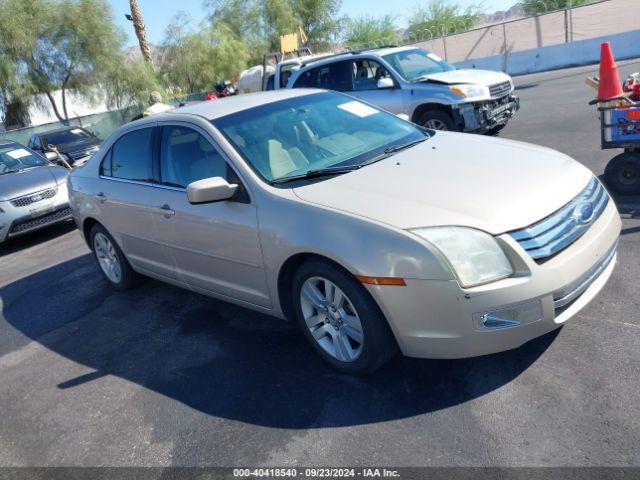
top-left (127, 0), bottom-right (154, 68)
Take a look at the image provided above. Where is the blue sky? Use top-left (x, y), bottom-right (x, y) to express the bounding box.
top-left (110, 0), bottom-right (518, 46)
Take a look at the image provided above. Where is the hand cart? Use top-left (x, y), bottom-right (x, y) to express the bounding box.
top-left (599, 103), bottom-right (640, 195)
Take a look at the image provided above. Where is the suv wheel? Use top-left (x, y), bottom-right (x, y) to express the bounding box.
top-left (90, 224), bottom-right (142, 290)
top-left (292, 259), bottom-right (397, 375)
top-left (418, 110), bottom-right (457, 131)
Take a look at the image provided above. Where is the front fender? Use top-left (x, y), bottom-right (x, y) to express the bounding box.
top-left (257, 192), bottom-right (453, 316)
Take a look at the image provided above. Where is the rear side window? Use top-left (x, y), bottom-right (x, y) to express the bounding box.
top-left (102, 128), bottom-right (153, 181)
top-left (293, 61), bottom-right (352, 92)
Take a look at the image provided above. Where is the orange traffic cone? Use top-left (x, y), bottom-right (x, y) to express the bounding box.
top-left (597, 42), bottom-right (624, 101)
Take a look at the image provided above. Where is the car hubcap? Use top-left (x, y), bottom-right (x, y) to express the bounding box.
top-left (618, 163), bottom-right (639, 185)
top-left (425, 119), bottom-right (448, 130)
top-left (300, 277), bottom-right (364, 362)
top-left (94, 232), bottom-right (122, 283)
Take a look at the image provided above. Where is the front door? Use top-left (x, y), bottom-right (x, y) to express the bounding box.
top-left (348, 59), bottom-right (404, 115)
top-left (150, 123), bottom-right (271, 308)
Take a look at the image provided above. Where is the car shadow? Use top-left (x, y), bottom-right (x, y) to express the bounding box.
top-left (0, 221), bottom-right (76, 258)
top-left (0, 254), bottom-right (558, 429)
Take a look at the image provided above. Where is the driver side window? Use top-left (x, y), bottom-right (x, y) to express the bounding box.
top-left (352, 60), bottom-right (391, 91)
top-left (159, 126), bottom-right (229, 188)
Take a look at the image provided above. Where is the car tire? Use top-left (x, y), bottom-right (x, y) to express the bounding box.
top-left (604, 152), bottom-right (640, 196)
top-left (418, 110), bottom-right (457, 131)
top-left (487, 123), bottom-right (507, 136)
top-left (292, 258), bottom-right (398, 375)
top-left (89, 224), bottom-right (142, 291)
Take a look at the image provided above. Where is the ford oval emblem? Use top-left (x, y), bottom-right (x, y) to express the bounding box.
top-left (573, 202), bottom-right (594, 225)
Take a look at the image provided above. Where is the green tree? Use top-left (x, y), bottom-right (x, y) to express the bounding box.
top-left (103, 57), bottom-right (162, 113)
top-left (159, 13), bottom-right (249, 94)
top-left (205, 0), bottom-right (341, 59)
top-left (344, 15), bottom-right (399, 50)
top-left (407, 0), bottom-right (481, 40)
top-left (523, 0), bottom-right (590, 15)
top-left (0, 0), bottom-right (125, 122)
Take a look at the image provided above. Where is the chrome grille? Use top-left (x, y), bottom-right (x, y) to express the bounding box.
top-left (8, 207), bottom-right (72, 236)
top-left (489, 81), bottom-right (511, 98)
top-left (10, 187), bottom-right (58, 208)
top-left (509, 177), bottom-right (609, 261)
top-left (553, 242), bottom-right (617, 314)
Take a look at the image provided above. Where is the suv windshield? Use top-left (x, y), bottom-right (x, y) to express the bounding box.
top-left (43, 128), bottom-right (95, 146)
top-left (213, 92), bottom-right (429, 184)
top-left (383, 48), bottom-right (455, 81)
top-left (0, 144), bottom-right (49, 175)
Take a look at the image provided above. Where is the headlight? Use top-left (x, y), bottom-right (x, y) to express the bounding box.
top-left (449, 84), bottom-right (490, 100)
top-left (410, 227), bottom-right (513, 288)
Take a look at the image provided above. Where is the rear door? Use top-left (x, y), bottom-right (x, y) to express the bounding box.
top-left (149, 122), bottom-right (271, 308)
top-left (96, 125), bottom-right (173, 278)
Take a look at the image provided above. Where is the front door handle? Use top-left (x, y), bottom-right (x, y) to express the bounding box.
top-left (154, 204), bottom-right (175, 217)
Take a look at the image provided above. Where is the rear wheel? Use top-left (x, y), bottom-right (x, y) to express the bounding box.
top-left (292, 259), bottom-right (397, 375)
top-left (418, 110), bottom-right (457, 131)
top-left (604, 152), bottom-right (640, 195)
top-left (90, 224), bottom-right (142, 290)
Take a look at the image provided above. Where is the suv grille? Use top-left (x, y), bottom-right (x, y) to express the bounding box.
top-left (509, 177), bottom-right (608, 261)
top-left (489, 81), bottom-right (511, 98)
top-left (10, 187), bottom-right (58, 208)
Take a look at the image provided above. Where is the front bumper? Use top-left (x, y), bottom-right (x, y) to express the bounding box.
top-left (0, 184), bottom-right (72, 243)
top-left (366, 200), bottom-right (621, 359)
top-left (455, 94), bottom-right (520, 133)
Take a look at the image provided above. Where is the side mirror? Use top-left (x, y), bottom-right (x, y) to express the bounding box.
top-left (44, 151), bottom-right (58, 161)
top-left (187, 177), bottom-right (238, 204)
top-left (377, 77), bottom-right (394, 89)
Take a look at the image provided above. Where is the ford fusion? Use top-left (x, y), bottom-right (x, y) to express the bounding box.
top-left (67, 90), bottom-right (620, 374)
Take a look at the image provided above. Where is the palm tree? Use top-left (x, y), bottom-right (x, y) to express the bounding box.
top-left (129, 0), bottom-right (154, 67)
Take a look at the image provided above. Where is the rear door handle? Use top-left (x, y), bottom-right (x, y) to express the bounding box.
top-left (154, 204), bottom-right (175, 217)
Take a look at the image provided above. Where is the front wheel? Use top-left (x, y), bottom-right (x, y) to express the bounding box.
top-left (604, 152), bottom-right (640, 195)
top-left (292, 259), bottom-right (397, 375)
top-left (417, 110), bottom-right (457, 131)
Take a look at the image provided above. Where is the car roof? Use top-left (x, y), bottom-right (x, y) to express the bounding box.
top-left (157, 89), bottom-right (325, 122)
top-left (0, 139), bottom-right (19, 148)
top-left (292, 45), bottom-right (419, 71)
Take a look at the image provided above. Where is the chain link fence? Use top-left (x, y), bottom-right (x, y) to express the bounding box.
top-left (345, 0), bottom-right (638, 67)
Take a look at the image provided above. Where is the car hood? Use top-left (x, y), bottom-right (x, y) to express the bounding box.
top-left (419, 69), bottom-right (511, 87)
top-left (292, 132), bottom-right (592, 235)
top-left (0, 166), bottom-right (68, 201)
top-left (51, 138), bottom-right (101, 153)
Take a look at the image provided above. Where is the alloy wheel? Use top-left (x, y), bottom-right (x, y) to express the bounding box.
top-left (93, 232), bottom-right (122, 284)
top-left (425, 118), bottom-right (448, 130)
top-left (299, 276), bottom-right (364, 362)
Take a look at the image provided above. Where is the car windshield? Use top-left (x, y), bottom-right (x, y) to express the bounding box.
top-left (0, 144), bottom-right (49, 175)
top-left (383, 49), bottom-right (455, 81)
top-left (213, 92), bottom-right (429, 183)
top-left (42, 128), bottom-right (95, 146)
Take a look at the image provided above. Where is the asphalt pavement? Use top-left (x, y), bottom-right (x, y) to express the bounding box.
top-left (0, 60), bottom-right (638, 467)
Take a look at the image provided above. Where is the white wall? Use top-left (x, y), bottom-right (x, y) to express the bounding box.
top-left (453, 29), bottom-right (640, 76)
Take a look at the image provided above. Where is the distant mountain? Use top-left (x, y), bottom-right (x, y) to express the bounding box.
top-left (122, 43), bottom-right (164, 65)
top-left (476, 3), bottom-right (526, 27)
